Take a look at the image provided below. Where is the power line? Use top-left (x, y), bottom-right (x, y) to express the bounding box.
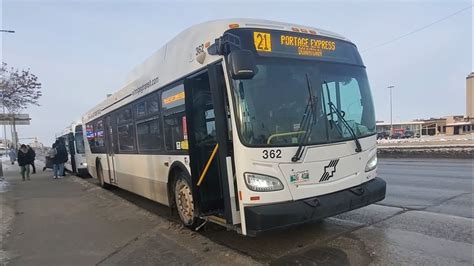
top-left (360, 5), bottom-right (473, 53)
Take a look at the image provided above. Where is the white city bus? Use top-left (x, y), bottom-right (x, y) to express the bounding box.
top-left (57, 120), bottom-right (88, 176)
top-left (82, 19), bottom-right (385, 236)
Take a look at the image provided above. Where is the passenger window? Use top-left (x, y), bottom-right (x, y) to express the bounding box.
top-left (95, 120), bottom-right (105, 147)
top-left (86, 123), bottom-right (95, 147)
top-left (163, 84), bottom-right (187, 151)
top-left (137, 118), bottom-right (163, 151)
top-left (136, 102), bottom-right (146, 117)
top-left (164, 114), bottom-right (186, 151)
top-left (117, 124), bottom-right (135, 151)
top-left (147, 96), bottom-right (159, 114)
top-left (117, 108), bottom-right (132, 124)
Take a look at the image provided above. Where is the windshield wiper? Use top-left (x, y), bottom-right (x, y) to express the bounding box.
top-left (323, 81), bottom-right (362, 153)
top-left (292, 74), bottom-right (318, 162)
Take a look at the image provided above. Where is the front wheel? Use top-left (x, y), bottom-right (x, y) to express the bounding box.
top-left (174, 174), bottom-right (200, 229)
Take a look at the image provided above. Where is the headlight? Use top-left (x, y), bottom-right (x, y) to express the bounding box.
top-left (82, 163), bottom-right (87, 166)
top-left (244, 173), bottom-right (284, 192)
top-left (365, 154), bottom-right (377, 172)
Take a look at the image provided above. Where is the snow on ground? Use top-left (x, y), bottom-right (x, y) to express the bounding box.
top-left (377, 133), bottom-right (473, 146)
top-left (0, 177), bottom-right (8, 193)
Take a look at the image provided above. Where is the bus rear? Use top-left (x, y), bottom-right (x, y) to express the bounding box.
top-left (212, 27), bottom-right (386, 235)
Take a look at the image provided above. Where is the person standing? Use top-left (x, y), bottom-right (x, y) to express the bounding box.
top-left (51, 142), bottom-right (60, 178)
top-left (27, 145), bottom-right (36, 174)
top-left (44, 143), bottom-right (56, 172)
top-left (17, 144), bottom-right (31, 181)
top-left (8, 147), bottom-right (16, 165)
top-left (53, 139), bottom-right (68, 179)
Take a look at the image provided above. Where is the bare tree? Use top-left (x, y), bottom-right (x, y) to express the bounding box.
top-left (0, 62), bottom-right (42, 113)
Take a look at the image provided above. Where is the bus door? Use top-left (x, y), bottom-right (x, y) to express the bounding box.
top-left (184, 63), bottom-right (237, 225)
top-left (105, 116), bottom-right (117, 184)
top-left (67, 132), bottom-right (77, 173)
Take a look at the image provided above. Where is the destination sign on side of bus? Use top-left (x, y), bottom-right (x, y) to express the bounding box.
top-left (226, 29), bottom-right (363, 65)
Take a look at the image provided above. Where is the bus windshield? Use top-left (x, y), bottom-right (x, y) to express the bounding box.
top-left (230, 57), bottom-right (376, 147)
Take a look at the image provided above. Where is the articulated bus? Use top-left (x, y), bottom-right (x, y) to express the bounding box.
top-left (57, 121), bottom-right (88, 176)
top-left (82, 19), bottom-right (386, 236)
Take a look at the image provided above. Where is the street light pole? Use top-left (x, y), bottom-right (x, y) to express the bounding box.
top-left (388, 85), bottom-right (395, 136)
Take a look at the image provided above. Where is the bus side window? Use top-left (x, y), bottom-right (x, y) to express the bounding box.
top-left (86, 123), bottom-right (95, 149)
top-left (136, 117), bottom-right (163, 152)
top-left (136, 101), bottom-right (146, 117)
top-left (162, 84), bottom-right (187, 151)
top-left (95, 120), bottom-right (105, 148)
top-left (117, 123), bottom-right (135, 152)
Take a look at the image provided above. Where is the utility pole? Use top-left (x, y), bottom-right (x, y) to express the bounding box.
top-left (388, 85), bottom-right (395, 137)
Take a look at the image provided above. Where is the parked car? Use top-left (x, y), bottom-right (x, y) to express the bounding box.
top-left (390, 132), bottom-right (403, 139)
top-left (377, 131), bottom-right (390, 140)
top-left (403, 130), bottom-right (414, 138)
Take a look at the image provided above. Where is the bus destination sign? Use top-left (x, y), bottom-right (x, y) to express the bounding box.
top-left (253, 31), bottom-right (337, 58)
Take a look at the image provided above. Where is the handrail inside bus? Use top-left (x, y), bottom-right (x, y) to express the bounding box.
top-left (197, 143), bottom-right (219, 187)
top-left (266, 131), bottom-right (306, 144)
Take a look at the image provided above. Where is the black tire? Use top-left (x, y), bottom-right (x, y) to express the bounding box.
top-left (173, 173), bottom-right (200, 229)
top-left (96, 160), bottom-right (111, 189)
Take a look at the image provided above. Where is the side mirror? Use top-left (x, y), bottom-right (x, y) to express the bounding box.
top-left (228, 50), bottom-right (257, 80)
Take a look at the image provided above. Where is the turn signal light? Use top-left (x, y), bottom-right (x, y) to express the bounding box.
top-left (229, 23), bottom-right (239, 29)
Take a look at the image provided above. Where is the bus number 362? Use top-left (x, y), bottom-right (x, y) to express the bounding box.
top-left (262, 149), bottom-right (282, 159)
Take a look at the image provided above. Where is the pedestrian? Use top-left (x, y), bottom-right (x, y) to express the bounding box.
top-left (53, 138), bottom-right (68, 179)
top-left (17, 144), bottom-right (31, 181)
top-left (8, 147), bottom-right (16, 165)
top-left (27, 145), bottom-right (36, 174)
top-left (43, 144), bottom-right (55, 172)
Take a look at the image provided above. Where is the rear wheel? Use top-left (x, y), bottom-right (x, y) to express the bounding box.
top-left (174, 173), bottom-right (200, 229)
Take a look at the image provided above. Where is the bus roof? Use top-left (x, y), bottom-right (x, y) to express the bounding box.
top-left (82, 18), bottom-right (351, 123)
top-left (57, 119), bottom-right (83, 138)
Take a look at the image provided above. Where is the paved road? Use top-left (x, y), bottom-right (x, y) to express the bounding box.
top-left (379, 158), bottom-right (473, 217)
top-left (1, 158), bottom-right (472, 265)
top-left (200, 158), bottom-right (473, 265)
top-left (0, 160), bottom-right (256, 265)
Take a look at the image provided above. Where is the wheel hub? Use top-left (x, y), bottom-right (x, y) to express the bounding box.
top-left (176, 180), bottom-right (194, 224)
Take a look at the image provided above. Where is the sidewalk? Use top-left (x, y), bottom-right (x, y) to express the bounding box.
top-left (0, 159), bottom-right (257, 265)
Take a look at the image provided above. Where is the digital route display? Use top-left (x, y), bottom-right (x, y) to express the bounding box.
top-left (226, 29), bottom-right (363, 65)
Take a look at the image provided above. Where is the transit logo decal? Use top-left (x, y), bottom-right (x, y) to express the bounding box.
top-left (319, 159), bottom-right (339, 182)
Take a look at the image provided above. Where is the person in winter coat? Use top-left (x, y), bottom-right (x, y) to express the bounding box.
top-left (27, 145), bottom-right (36, 174)
top-left (17, 144), bottom-right (31, 181)
top-left (52, 139), bottom-right (68, 179)
top-left (43, 143), bottom-right (56, 171)
top-left (8, 148), bottom-right (16, 165)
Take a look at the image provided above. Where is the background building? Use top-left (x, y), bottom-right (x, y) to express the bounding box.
top-left (377, 72), bottom-right (474, 137)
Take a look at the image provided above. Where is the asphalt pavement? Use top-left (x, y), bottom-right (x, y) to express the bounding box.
top-left (201, 158), bottom-right (474, 265)
top-left (0, 159), bottom-right (256, 265)
top-left (1, 157), bottom-right (473, 265)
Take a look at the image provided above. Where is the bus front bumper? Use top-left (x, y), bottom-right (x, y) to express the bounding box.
top-left (244, 177), bottom-right (386, 236)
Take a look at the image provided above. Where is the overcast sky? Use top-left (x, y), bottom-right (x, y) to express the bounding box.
top-left (1, 0), bottom-right (473, 145)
